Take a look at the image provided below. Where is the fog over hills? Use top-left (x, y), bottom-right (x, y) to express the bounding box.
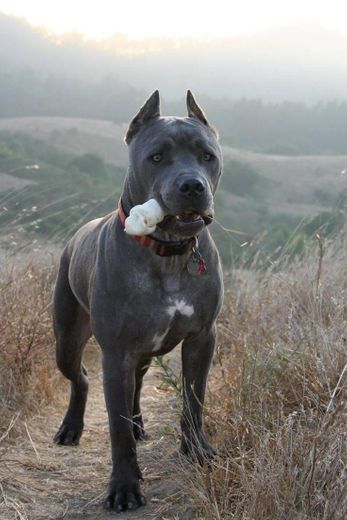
top-left (2, 14), bottom-right (347, 156)
top-left (0, 14), bottom-right (345, 263)
top-left (1, 14), bottom-right (347, 103)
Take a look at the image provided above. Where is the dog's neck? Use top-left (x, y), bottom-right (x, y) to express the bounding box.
top-left (119, 186), bottom-right (207, 275)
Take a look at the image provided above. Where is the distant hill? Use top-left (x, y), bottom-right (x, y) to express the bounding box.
top-left (222, 145), bottom-right (347, 214)
top-left (0, 116), bottom-right (345, 216)
top-left (0, 121), bottom-right (345, 264)
top-left (0, 117), bottom-right (128, 166)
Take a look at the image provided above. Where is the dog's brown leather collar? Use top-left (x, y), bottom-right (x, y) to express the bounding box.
top-left (117, 200), bottom-right (196, 257)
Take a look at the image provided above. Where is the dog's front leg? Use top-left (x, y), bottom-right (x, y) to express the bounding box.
top-left (102, 352), bottom-right (146, 512)
top-left (180, 325), bottom-right (216, 462)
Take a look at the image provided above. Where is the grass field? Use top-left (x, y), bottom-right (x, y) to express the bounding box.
top-left (0, 117), bottom-right (345, 517)
top-left (0, 232), bottom-right (345, 519)
top-left (183, 233), bottom-right (347, 519)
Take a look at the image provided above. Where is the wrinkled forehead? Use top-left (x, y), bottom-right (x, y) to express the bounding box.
top-left (132, 117), bottom-right (220, 155)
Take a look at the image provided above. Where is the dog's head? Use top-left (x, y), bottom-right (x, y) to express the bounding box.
top-left (124, 90), bottom-right (222, 237)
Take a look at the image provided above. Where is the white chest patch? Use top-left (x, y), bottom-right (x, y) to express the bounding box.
top-left (166, 298), bottom-right (194, 318)
top-left (152, 299), bottom-right (194, 351)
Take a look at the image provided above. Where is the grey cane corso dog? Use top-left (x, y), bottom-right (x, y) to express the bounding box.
top-left (53, 90), bottom-right (223, 512)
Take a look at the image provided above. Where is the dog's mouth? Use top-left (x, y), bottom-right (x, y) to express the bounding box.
top-left (158, 210), bottom-right (213, 236)
top-left (174, 212), bottom-right (213, 225)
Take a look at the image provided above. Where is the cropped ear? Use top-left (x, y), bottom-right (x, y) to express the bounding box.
top-left (125, 90), bottom-right (160, 144)
top-left (186, 90), bottom-right (218, 137)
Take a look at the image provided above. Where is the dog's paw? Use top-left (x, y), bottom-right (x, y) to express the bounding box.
top-left (53, 421), bottom-right (83, 446)
top-left (180, 434), bottom-right (216, 465)
top-left (105, 478), bottom-right (146, 512)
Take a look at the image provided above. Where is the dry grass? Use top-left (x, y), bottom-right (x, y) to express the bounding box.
top-left (0, 234), bottom-right (346, 519)
top-left (179, 234), bottom-right (346, 519)
top-left (0, 257), bottom-right (57, 440)
top-left (0, 253), bottom-right (187, 520)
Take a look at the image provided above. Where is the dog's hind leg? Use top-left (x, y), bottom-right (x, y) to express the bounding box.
top-left (53, 253), bottom-right (91, 446)
top-left (133, 358), bottom-right (151, 440)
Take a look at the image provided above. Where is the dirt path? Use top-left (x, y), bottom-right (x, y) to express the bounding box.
top-left (1, 348), bottom-right (193, 520)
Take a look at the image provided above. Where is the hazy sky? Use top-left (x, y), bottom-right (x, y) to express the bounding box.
top-left (1, 0), bottom-right (347, 39)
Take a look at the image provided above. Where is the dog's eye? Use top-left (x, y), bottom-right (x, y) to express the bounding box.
top-left (151, 154), bottom-right (162, 163)
top-left (203, 152), bottom-right (213, 161)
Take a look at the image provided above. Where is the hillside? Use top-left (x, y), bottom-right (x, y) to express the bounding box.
top-left (0, 119), bottom-right (345, 264)
top-left (0, 117), bottom-right (128, 167)
top-left (223, 146), bottom-right (347, 213)
top-left (1, 116), bottom-right (346, 210)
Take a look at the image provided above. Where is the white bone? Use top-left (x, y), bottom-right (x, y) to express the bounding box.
top-left (124, 199), bottom-right (166, 236)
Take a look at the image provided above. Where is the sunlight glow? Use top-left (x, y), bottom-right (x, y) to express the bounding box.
top-left (0, 0), bottom-right (347, 39)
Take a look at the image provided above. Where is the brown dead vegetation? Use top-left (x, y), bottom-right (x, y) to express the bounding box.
top-left (0, 258), bottom-right (57, 439)
top-left (0, 233), bottom-right (346, 519)
top-left (178, 234), bottom-right (347, 519)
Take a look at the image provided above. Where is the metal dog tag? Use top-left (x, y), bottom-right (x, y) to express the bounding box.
top-left (187, 243), bottom-right (207, 276)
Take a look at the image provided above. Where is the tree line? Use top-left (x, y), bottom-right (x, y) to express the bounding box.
top-left (2, 69), bottom-right (347, 154)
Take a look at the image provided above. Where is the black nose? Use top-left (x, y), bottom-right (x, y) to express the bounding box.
top-left (177, 177), bottom-right (205, 198)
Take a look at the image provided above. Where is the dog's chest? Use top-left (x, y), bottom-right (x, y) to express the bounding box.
top-left (150, 294), bottom-right (195, 352)
top-left (100, 259), bottom-right (221, 355)
top-left (145, 270), bottom-right (211, 353)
